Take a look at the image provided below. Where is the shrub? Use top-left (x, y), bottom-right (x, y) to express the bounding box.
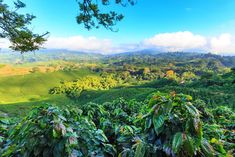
top-left (0, 105), bottom-right (115, 157)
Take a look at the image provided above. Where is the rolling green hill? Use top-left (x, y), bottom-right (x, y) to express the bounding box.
top-left (0, 68), bottom-right (97, 116)
top-left (1, 51), bottom-right (235, 116)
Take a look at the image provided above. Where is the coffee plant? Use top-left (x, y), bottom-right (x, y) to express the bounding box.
top-left (0, 92), bottom-right (234, 157)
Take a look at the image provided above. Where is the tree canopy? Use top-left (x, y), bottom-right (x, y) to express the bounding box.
top-left (0, 0), bottom-right (48, 53)
top-left (76, 0), bottom-right (136, 31)
top-left (0, 0), bottom-right (135, 53)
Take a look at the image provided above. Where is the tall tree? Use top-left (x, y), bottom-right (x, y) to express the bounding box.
top-left (0, 0), bottom-right (48, 53)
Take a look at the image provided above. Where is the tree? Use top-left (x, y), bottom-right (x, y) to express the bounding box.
top-left (143, 67), bottom-right (150, 75)
top-left (166, 70), bottom-right (175, 76)
top-left (182, 71), bottom-right (197, 81)
top-left (76, 0), bottom-right (136, 31)
top-left (1, 0), bottom-right (135, 52)
top-left (0, 0), bottom-right (48, 53)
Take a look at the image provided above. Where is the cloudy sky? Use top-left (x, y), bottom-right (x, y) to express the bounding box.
top-left (1, 0), bottom-right (235, 55)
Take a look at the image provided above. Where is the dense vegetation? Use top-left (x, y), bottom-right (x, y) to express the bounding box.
top-left (0, 51), bottom-right (235, 156)
top-left (0, 92), bottom-right (234, 156)
top-left (50, 52), bottom-right (235, 109)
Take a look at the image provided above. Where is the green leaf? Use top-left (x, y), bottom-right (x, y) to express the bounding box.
top-left (201, 139), bottom-right (214, 157)
top-left (145, 117), bottom-right (152, 130)
top-left (0, 136), bottom-right (4, 143)
top-left (134, 142), bottom-right (146, 157)
top-left (125, 126), bottom-right (134, 134)
top-left (117, 136), bottom-right (129, 143)
top-left (163, 101), bottom-right (173, 114)
top-left (183, 135), bottom-right (195, 156)
top-left (53, 129), bottom-right (60, 138)
top-left (185, 103), bottom-right (199, 117)
top-left (0, 119), bottom-right (10, 125)
top-left (153, 115), bottom-right (165, 135)
top-left (119, 148), bottom-right (134, 157)
top-left (172, 132), bottom-right (183, 153)
top-left (39, 120), bottom-right (47, 129)
top-left (104, 144), bottom-right (116, 156)
top-left (95, 129), bottom-right (108, 142)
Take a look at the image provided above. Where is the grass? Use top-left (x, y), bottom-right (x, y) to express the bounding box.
top-left (0, 95), bottom-right (74, 117)
top-left (76, 87), bottom-right (157, 105)
top-left (2, 65), bottom-right (233, 117)
top-left (0, 75), bottom-right (157, 117)
top-left (0, 66), bottom-right (157, 116)
top-left (0, 68), bottom-right (97, 116)
top-left (0, 68), bottom-right (95, 103)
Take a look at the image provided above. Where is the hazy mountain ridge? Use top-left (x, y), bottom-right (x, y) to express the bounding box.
top-left (0, 49), bottom-right (103, 63)
top-left (1, 49), bottom-right (235, 67)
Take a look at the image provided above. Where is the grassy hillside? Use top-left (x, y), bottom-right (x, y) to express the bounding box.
top-left (0, 68), bottom-right (97, 116)
top-left (1, 52), bottom-right (235, 116)
top-left (76, 87), bottom-right (156, 105)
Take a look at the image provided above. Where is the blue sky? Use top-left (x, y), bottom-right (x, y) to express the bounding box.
top-left (2, 0), bottom-right (235, 54)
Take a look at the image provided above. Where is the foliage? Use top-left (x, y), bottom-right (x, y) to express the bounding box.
top-left (140, 92), bottom-right (214, 157)
top-left (212, 106), bottom-right (235, 128)
top-left (0, 117), bottom-right (13, 147)
top-left (80, 98), bottom-right (144, 154)
top-left (0, 0), bottom-right (48, 53)
top-left (2, 92), bottom-right (234, 157)
top-left (0, 105), bottom-right (115, 157)
top-left (49, 75), bottom-right (118, 100)
top-left (76, 0), bottom-right (136, 31)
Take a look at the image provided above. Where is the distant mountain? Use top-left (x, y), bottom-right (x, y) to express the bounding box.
top-left (109, 49), bottom-right (162, 56)
top-left (105, 50), bottom-right (235, 68)
top-left (110, 49), bottom-right (235, 58)
top-left (0, 49), bottom-right (104, 63)
top-left (1, 49), bottom-right (235, 67)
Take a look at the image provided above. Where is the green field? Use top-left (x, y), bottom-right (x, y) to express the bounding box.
top-left (0, 68), bottom-right (158, 116)
top-left (0, 68), bottom-right (97, 116)
top-left (77, 87), bottom-right (157, 105)
top-left (0, 65), bottom-right (156, 116)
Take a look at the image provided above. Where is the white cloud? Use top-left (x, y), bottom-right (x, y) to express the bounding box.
top-left (2, 31), bottom-right (235, 55)
top-left (44, 32), bottom-right (235, 55)
top-left (44, 36), bottom-right (142, 54)
top-left (45, 36), bottom-right (114, 54)
top-left (143, 31), bottom-right (207, 52)
top-left (143, 31), bottom-right (235, 55)
top-left (0, 38), bottom-right (10, 49)
top-left (210, 33), bottom-right (235, 54)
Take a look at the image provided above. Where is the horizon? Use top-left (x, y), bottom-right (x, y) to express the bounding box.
top-left (1, 48), bottom-right (235, 57)
top-left (0, 0), bottom-right (235, 55)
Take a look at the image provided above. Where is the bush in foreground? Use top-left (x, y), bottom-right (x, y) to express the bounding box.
top-left (0, 92), bottom-right (234, 157)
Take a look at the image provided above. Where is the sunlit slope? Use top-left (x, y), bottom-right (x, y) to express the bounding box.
top-left (0, 68), bottom-right (96, 104)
